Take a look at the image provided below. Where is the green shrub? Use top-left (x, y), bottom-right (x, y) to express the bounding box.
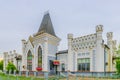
top-left (116, 60), bottom-right (120, 74)
top-left (6, 62), bottom-right (18, 73)
top-left (0, 60), bottom-right (3, 71)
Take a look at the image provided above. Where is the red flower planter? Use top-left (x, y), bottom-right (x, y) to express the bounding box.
top-left (36, 67), bottom-right (42, 71)
top-left (53, 60), bottom-right (60, 65)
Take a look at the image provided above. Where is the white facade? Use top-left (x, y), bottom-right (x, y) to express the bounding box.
top-left (56, 50), bottom-right (68, 71)
top-left (57, 25), bottom-right (116, 72)
top-left (2, 12), bottom-right (117, 73)
top-left (21, 13), bottom-right (61, 72)
top-left (22, 34), bottom-right (60, 71)
top-left (21, 12), bottom-right (116, 72)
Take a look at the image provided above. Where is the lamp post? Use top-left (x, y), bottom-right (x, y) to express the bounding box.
top-left (15, 56), bottom-right (21, 71)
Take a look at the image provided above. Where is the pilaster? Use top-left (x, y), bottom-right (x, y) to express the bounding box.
top-left (67, 34), bottom-right (73, 71)
top-left (95, 25), bottom-right (104, 72)
top-left (43, 37), bottom-right (48, 71)
top-left (107, 32), bottom-right (113, 71)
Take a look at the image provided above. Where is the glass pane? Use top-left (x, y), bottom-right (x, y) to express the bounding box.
top-left (77, 58), bottom-right (90, 71)
top-left (78, 59), bottom-right (81, 63)
top-left (85, 59), bottom-right (87, 62)
top-left (81, 59), bottom-right (83, 63)
top-left (27, 50), bottom-right (32, 71)
top-left (82, 59), bottom-right (85, 63)
top-left (82, 63), bottom-right (85, 71)
top-left (88, 59), bottom-right (90, 63)
top-left (87, 63), bottom-right (90, 71)
top-left (38, 46), bottom-right (42, 67)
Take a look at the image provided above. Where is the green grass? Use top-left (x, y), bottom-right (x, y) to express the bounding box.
top-left (0, 73), bottom-right (57, 80)
top-left (1, 72), bottom-right (119, 80)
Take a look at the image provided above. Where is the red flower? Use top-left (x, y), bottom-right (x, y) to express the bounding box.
top-left (53, 60), bottom-right (60, 65)
top-left (36, 67), bottom-right (42, 71)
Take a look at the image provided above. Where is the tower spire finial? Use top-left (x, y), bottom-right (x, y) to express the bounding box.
top-left (44, 10), bottom-right (49, 15)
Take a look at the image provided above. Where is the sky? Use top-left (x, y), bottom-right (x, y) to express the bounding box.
top-left (0, 0), bottom-right (120, 53)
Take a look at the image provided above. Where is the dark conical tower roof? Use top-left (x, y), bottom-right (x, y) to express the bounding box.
top-left (37, 12), bottom-right (56, 37)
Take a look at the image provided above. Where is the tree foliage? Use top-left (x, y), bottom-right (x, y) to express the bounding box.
top-left (116, 60), bottom-right (120, 74)
top-left (6, 62), bottom-right (17, 73)
top-left (115, 44), bottom-right (120, 74)
top-left (0, 60), bottom-right (3, 71)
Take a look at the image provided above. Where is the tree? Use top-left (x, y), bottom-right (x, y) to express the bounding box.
top-left (6, 62), bottom-right (17, 73)
top-left (116, 60), bottom-right (120, 74)
top-left (0, 60), bottom-right (3, 71)
top-left (115, 44), bottom-right (120, 74)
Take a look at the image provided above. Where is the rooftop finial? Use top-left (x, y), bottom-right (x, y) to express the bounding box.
top-left (44, 10), bottom-right (49, 15)
top-left (96, 24), bottom-right (103, 32)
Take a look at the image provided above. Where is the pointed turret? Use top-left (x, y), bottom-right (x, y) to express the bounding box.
top-left (36, 12), bottom-right (56, 37)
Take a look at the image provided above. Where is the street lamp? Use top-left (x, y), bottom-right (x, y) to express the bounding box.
top-left (15, 55), bottom-right (22, 70)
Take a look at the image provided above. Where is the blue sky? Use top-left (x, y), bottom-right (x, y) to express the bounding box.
top-left (0, 0), bottom-right (120, 53)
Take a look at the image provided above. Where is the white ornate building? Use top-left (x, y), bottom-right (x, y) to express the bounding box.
top-left (57, 25), bottom-right (116, 72)
top-left (21, 12), bottom-right (116, 73)
top-left (21, 13), bottom-right (61, 72)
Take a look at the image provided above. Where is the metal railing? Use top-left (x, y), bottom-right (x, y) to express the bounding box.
top-left (0, 70), bottom-right (119, 80)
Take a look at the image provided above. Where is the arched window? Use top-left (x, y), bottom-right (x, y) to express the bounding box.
top-left (38, 46), bottom-right (42, 67)
top-left (27, 50), bottom-right (32, 71)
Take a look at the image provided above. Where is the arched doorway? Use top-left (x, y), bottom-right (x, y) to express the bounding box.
top-left (38, 46), bottom-right (42, 67)
top-left (27, 50), bottom-right (32, 71)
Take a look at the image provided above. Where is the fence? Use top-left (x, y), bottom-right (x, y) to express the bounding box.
top-left (0, 70), bottom-right (119, 80)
